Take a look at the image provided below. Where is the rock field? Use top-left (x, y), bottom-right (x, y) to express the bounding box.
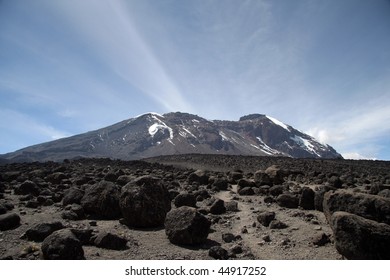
top-left (1, 154), bottom-right (389, 260)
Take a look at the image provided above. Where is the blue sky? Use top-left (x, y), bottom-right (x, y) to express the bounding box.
top-left (1, 0), bottom-right (390, 160)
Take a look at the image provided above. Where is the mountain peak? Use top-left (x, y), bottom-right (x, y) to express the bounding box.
top-left (239, 114), bottom-right (266, 121)
top-left (0, 112), bottom-right (342, 162)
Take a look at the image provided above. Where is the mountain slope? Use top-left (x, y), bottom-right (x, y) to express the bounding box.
top-left (0, 112), bottom-right (342, 162)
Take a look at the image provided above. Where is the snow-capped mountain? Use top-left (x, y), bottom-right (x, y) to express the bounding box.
top-left (0, 112), bottom-right (342, 162)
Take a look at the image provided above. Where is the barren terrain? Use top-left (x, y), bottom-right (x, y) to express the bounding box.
top-left (1, 155), bottom-right (389, 260)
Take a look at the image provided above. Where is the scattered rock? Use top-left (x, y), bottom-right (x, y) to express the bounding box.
top-left (229, 244), bottom-right (243, 254)
top-left (14, 180), bottom-right (40, 196)
top-left (269, 220), bottom-right (288, 229)
top-left (0, 213), bottom-right (20, 231)
top-left (265, 165), bottom-right (286, 185)
top-left (222, 233), bottom-right (235, 243)
top-left (299, 187), bottom-right (315, 210)
top-left (225, 201), bottom-right (239, 212)
top-left (120, 176), bottom-right (171, 228)
top-left (254, 171), bottom-right (272, 186)
top-left (330, 211), bottom-right (390, 259)
top-left (209, 199), bottom-right (226, 215)
top-left (312, 233), bottom-right (331, 246)
top-left (41, 229), bottom-right (84, 260)
top-left (188, 170), bottom-right (209, 185)
top-left (276, 193), bottom-right (299, 208)
top-left (209, 246), bottom-right (228, 260)
top-left (165, 206), bottom-right (211, 245)
top-left (81, 181), bottom-right (121, 219)
top-left (22, 221), bottom-right (64, 242)
top-left (323, 189), bottom-right (390, 225)
top-left (238, 187), bottom-right (255, 196)
top-left (257, 211), bottom-right (276, 227)
top-left (174, 192), bottom-right (197, 208)
top-left (93, 232), bottom-right (128, 250)
top-left (62, 187), bottom-right (84, 206)
top-left (62, 204), bottom-right (85, 220)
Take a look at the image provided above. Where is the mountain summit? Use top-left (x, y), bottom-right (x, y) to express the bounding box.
top-left (1, 112), bottom-right (342, 162)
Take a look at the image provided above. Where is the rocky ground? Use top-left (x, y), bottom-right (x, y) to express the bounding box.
top-left (1, 154), bottom-right (389, 260)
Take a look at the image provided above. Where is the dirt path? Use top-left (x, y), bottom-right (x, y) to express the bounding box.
top-left (214, 185), bottom-right (342, 260)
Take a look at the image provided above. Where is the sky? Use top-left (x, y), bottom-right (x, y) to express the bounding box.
top-left (0, 0), bottom-right (390, 160)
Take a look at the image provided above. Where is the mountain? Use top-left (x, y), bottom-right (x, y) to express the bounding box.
top-left (0, 112), bottom-right (342, 162)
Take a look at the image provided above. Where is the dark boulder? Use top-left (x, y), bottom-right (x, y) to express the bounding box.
top-left (222, 233), bottom-right (235, 243)
top-left (187, 170), bottom-right (209, 185)
top-left (254, 171), bottom-right (272, 186)
top-left (0, 213), bottom-right (20, 231)
top-left (330, 211), bottom-right (390, 259)
top-left (238, 187), bottom-right (255, 196)
top-left (225, 201), bottom-right (239, 212)
top-left (269, 220), bottom-right (288, 229)
top-left (299, 187), bottom-right (315, 210)
top-left (269, 185), bottom-right (285, 196)
top-left (312, 233), bottom-right (331, 246)
top-left (209, 246), bottom-right (228, 260)
top-left (93, 232), bottom-right (128, 250)
top-left (209, 199), bottom-right (226, 215)
top-left (62, 187), bottom-right (84, 206)
top-left (41, 229), bottom-right (84, 260)
top-left (14, 180), bottom-right (40, 196)
top-left (257, 211), bottom-right (276, 227)
top-left (265, 165), bottom-right (286, 185)
top-left (62, 204), bottom-right (85, 220)
top-left (23, 221), bottom-right (64, 242)
top-left (81, 180), bottom-right (121, 219)
top-left (0, 203), bottom-right (7, 215)
top-left (323, 190), bottom-right (390, 225)
top-left (174, 192), bottom-right (197, 208)
top-left (276, 193), bottom-right (299, 208)
top-left (120, 176), bottom-right (171, 228)
top-left (45, 172), bottom-right (68, 184)
top-left (213, 178), bottom-right (229, 191)
top-left (165, 206), bottom-right (211, 245)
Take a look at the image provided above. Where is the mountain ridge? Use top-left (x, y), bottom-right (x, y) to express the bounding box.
top-left (0, 112), bottom-right (342, 162)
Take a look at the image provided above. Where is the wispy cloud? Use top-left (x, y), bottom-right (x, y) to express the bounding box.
top-left (0, 109), bottom-right (70, 153)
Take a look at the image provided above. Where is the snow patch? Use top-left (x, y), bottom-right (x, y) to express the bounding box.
top-left (256, 137), bottom-right (280, 155)
top-left (181, 126), bottom-right (196, 138)
top-left (148, 114), bottom-right (173, 139)
top-left (291, 135), bottom-right (320, 156)
top-left (219, 131), bottom-right (229, 141)
top-left (135, 112), bottom-right (164, 119)
top-left (266, 115), bottom-right (290, 132)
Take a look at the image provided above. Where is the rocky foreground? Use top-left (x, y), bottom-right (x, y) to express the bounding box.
top-left (0, 154), bottom-right (389, 260)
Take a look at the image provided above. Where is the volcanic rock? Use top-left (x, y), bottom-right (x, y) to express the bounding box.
top-left (165, 206), bottom-right (211, 245)
top-left (120, 175), bottom-right (171, 228)
top-left (276, 193), bottom-right (299, 208)
top-left (93, 232), bottom-right (128, 250)
top-left (0, 213), bottom-right (20, 231)
top-left (257, 211), bottom-right (276, 227)
top-left (22, 221), bottom-right (64, 242)
top-left (41, 229), bottom-right (85, 260)
top-left (173, 192), bottom-right (197, 208)
top-left (81, 180), bottom-right (121, 219)
top-left (330, 211), bottom-right (390, 259)
top-left (323, 189), bottom-right (390, 225)
top-left (299, 187), bottom-right (315, 210)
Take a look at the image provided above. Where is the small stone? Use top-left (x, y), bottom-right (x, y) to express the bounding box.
top-left (209, 246), bottom-right (228, 260)
top-left (222, 233), bottom-right (235, 243)
top-left (312, 233), bottom-right (331, 246)
top-left (262, 235), bottom-right (271, 242)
